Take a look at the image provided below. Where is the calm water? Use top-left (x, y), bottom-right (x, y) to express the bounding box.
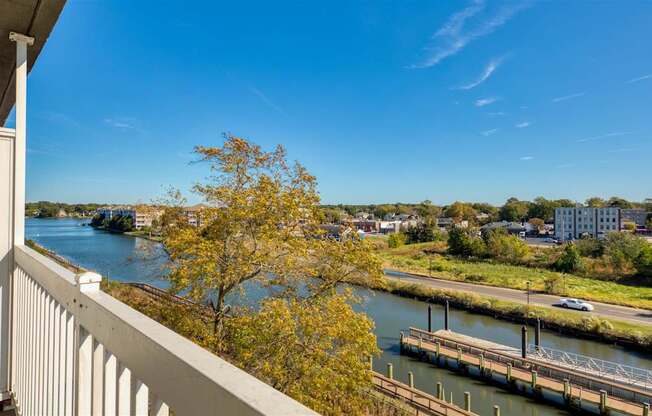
top-left (27, 218), bottom-right (652, 416)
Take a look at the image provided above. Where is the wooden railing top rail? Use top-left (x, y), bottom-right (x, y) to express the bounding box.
top-left (372, 372), bottom-right (476, 416)
top-left (15, 245), bottom-right (318, 416)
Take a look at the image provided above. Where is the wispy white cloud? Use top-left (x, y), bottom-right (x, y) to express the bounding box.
top-left (104, 118), bottom-right (135, 129)
top-left (412, 1), bottom-right (531, 68)
top-left (520, 156), bottom-right (534, 161)
top-left (555, 163), bottom-right (575, 169)
top-left (608, 147), bottom-right (636, 153)
top-left (249, 86), bottom-right (285, 115)
top-left (480, 128), bottom-right (499, 136)
top-left (454, 56), bottom-right (504, 90)
top-left (551, 92), bottom-right (585, 103)
top-left (487, 111), bottom-right (506, 116)
top-left (515, 121), bottom-right (531, 128)
top-left (576, 131), bottom-right (632, 143)
top-left (626, 73), bottom-right (652, 84)
top-left (475, 97), bottom-right (498, 107)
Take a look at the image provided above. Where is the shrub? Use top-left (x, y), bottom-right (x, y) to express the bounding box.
top-left (483, 230), bottom-right (530, 264)
top-left (603, 232), bottom-right (648, 273)
top-left (387, 233), bottom-right (406, 248)
top-left (553, 243), bottom-right (583, 273)
top-left (575, 237), bottom-right (603, 258)
top-left (448, 227), bottom-right (484, 257)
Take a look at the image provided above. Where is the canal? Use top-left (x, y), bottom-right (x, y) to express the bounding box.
top-left (27, 218), bottom-right (652, 415)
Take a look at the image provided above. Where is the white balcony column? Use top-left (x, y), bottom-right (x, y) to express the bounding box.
top-left (9, 32), bottom-right (33, 247)
top-left (2, 32), bottom-right (34, 401)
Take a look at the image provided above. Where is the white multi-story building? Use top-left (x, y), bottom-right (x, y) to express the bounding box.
top-left (96, 205), bottom-right (162, 229)
top-left (554, 207), bottom-right (621, 240)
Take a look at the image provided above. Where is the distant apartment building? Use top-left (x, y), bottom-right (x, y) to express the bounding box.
top-left (183, 204), bottom-right (207, 227)
top-left (95, 205), bottom-right (162, 229)
top-left (554, 207), bottom-right (621, 240)
top-left (621, 208), bottom-right (648, 228)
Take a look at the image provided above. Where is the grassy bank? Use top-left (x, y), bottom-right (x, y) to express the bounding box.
top-left (124, 230), bottom-right (163, 242)
top-left (367, 277), bottom-right (652, 350)
top-left (377, 241), bottom-right (652, 310)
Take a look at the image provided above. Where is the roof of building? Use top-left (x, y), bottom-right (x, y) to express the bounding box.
top-left (0, 0), bottom-right (66, 125)
top-left (481, 221), bottom-right (525, 231)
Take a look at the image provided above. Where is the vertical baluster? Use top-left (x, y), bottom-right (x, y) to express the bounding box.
top-left (150, 392), bottom-right (170, 416)
top-left (47, 296), bottom-right (55, 412)
top-left (77, 327), bottom-right (93, 416)
top-left (92, 340), bottom-right (105, 414)
top-left (104, 351), bottom-right (118, 416)
top-left (64, 311), bottom-right (74, 416)
top-left (24, 277), bottom-right (34, 416)
top-left (58, 306), bottom-right (67, 416)
top-left (118, 364), bottom-right (132, 416)
top-left (52, 302), bottom-right (61, 414)
top-left (36, 286), bottom-right (44, 415)
top-left (132, 377), bottom-right (148, 416)
top-left (14, 271), bottom-right (22, 407)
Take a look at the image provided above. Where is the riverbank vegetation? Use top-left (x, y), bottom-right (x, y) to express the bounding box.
top-left (90, 213), bottom-right (134, 232)
top-left (363, 278), bottom-right (652, 350)
top-left (373, 238), bottom-right (652, 310)
top-left (25, 201), bottom-right (101, 217)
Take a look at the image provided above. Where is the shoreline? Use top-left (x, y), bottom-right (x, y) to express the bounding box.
top-left (363, 277), bottom-right (652, 352)
top-left (25, 236), bottom-right (652, 352)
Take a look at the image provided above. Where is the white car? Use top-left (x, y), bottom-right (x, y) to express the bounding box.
top-left (559, 298), bottom-right (594, 311)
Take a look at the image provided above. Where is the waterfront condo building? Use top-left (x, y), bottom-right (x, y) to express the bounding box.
top-left (554, 207), bottom-right (621, 241)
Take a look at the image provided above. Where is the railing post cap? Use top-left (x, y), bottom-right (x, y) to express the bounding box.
top-left (9, 32), bottom-right (35, 45)
top-left (76, 271), bottom-right (102, 292)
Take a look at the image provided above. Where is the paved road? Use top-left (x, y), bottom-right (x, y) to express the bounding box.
top-left (384, 269), bottom-right (652, 326)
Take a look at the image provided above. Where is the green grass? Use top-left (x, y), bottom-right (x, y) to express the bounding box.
top-left (378, 242), bottom-right (652, 310)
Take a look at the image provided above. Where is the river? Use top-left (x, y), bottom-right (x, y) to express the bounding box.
top-left (26, 218), bottom-right (652, 416)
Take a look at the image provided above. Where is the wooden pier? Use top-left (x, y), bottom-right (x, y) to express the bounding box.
top-left (401, 327), bottom-right (652, 416)
top-left (372, 371), bottom-right (477, 416)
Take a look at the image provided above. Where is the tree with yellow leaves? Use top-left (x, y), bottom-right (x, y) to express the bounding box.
top-left (159, 134), bottom-right (383, 414)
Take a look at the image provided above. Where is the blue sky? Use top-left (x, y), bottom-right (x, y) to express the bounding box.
top-left (8, 1), bottom-right (652, 205)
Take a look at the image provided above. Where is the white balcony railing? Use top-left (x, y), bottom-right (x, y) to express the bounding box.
top-left (10, 244), bottom-right (317, 416)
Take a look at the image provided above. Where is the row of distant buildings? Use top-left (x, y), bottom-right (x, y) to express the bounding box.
top-left (554, 207), bottom-right (649, 241)
top-left (96, 204), bottom-right (205, 229)
top-left (343, 207), bottom-right (650, 241)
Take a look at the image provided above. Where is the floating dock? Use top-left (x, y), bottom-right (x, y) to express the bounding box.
top-left (401, 327), bottom-right (652, 416)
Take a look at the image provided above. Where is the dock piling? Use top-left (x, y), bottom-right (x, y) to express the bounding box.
top-left (444, 300), bottom-right (450, 330)
top-left (643, 403), bottom-right (649, 416)
top-left (563, 379), bottom-right (570, 400)
top-left (428, 304), bottom-right (432, 332)
top-left (521, 326), bottom-right (528, 359)
top-left (506, 363), bottom-right (512, 383)
top-left (436, 382), bottom-right (443, 400)
top-left (464, 392), bottom-right (471, 412)
top-left (531, 370), bottom-right (538, 388)
top-left (535, 317), bottom-right (541, 349)
top-left (599, 389), bottom-right (607, 414)
top-left (493, 405), bottom-right (500, 416)
top-left (408, 371), bottom-right (414, 388)
top-left (386, 363), bottom-right (393, 380)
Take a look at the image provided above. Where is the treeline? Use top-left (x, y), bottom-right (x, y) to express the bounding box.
top-left (322, 196), bottom-right (652, 224)
top-left (90, 213), bottom-right (134, 232)
top-left (26, 201), bottom-right (103, 218)
top-left (444, 227), bottom-right (652, 281)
